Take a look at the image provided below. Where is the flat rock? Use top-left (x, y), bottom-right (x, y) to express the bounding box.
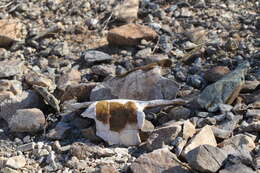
top-left (198, 61), bottom-right (250, 112)
top-left (114, 0), bottom-right (139, 22)
top-left (219, 163), bottom-right (256, 173)
top-left (107, 24), bottom-right (157, 46)
top-left (182, 120), bottom-right (196, 140)
top-left (182, 125), bottom-right (217, 157)
top-left (168, 106), bottom-right (191, 121)
top-left (204, 66), bottom-right (230, 83)
top-left (9, 108), bottom-right (46, 132)
top-left (57, 69), bottom-right (81, 91)
top-left (83, 50), bottom-right (113, 65)
top-left (6, 155), bottom-right (26, 169)
top-left (0, 90), bottom-right (43, 122)
top-left (0, 59), bottom-right (24, 78)
top-left (90, 67), bottom-right (179, 101)
top-left (146, 122), bottom-right (182, 151)
top-left (130, 148), bottom-right (191, 173)
top-left (186, 145), bottom-right (227, 173)
top-left (0, 19), bottom-right (22, 47)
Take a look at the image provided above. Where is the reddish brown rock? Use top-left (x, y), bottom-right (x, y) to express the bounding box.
top-left (107, 24), bottom-right (157, 46)
top-left (204, 66), bottom-right (230, 83)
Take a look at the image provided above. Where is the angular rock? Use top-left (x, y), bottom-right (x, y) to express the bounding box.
top-left (0, 19), bottom-right (22, 47)
top-left (25, 70), bottom-right (56, 91)
top-left (5, 155), bottom-right (26, 169)
top-left (204, 66), bottom-right (230, 83)
top-left (114, 0), bottom-right (139, 22)
top-left (198, 61), bottom-right (250, 112)
top-left (107, 24), bottom-right (157, 46)
top-left (0, 90), bottom-right (43, 122)
top-left (0, 59), bottom-right (24, 78)
top-left (146, 122), bottom-right (182, 151)
top-left (60, 82), bottom-right (96, 103)
top-left (91, 64), bottom-right (116, 77)
top-left (182, 120), bottom-right (196, 140)
top-left (33, 85), bottom-right (60, 112)
top-left (9, 108), bottom-right (46, 132)
top-left (98, 165), bottom-right (119, 173)
top-left (130, 148), bottom-right (191, 173)
top-left (182, 125), bottom-right (217, 157)
top-left (57, 69), bottom-right (81, 91)
top-left (90, 66), bottom-right (179, 101)
top-left (219, 163), bottom-right (256, 173)
top-left (186, 145), bottom-right (227, 173)
top-left (83, 50), bottom-right (113, 65)
top-left (168, 106), bottom-right (191, 121)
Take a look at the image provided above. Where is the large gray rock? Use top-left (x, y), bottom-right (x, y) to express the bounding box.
top-left (9, 108), bottom-right (46, 132)
top-left (90, 67), bottom-right (179, 101)
top-left (197, 61), bottom-right (250, 112)
top-left (130, 148), bottom-right (191, 173)
top-left (186, 145), bottom-right (227, 173)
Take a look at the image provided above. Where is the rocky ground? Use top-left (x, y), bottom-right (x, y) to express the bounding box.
top-left (0, 0), bottom-right (259, 172)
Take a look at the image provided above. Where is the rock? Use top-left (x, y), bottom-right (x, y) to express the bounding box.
top-left (186, 145), bottom-right (227, 173)
top-left (25, 70), bottom-right (56, 91)
top-left (91, 64), bottom-right (116, 77)
top-left (60, 82), bottom-right (96, 103)
top-left (240, 122), bottom-right (260, 132)
top-left (219, 134), bottom-right (255, 152)
top-left (107, 24), bottom-right (157, 46)
top-left (182, 125), bottom-right (217, 157)
top-left (98, 165), bottom-right (119, 173)
top-left (33, 85), bottom-right (60, 112)
top-left (83, 50), bottom-right (113, 65)
top-left (182, 120), bottom-right (196, 140)
top-left (218, 134), bottom-right (255, 165)
top-left (0, 59), bottom-right (24, 78)
top-left (0, 19), bottom-right (22, 47)
top-left (9, 108), bottom-right (45, 132)
top-left (219, 163), bottom-right (256, 173)
top-left (130, 148), bottom-right (191, 173)
top-left (114, 0), bottom-right (139, 22)
top-left (241, 80), bottom-right (260, 93)
top-left (204, 66), bottom-right (230, 83)
top-left (198, 61), bottom-right (250, 112)
top-left (1, 167), bottom-right (19, 173)
top-left (46, 122), bottom-right (71, 140)
top-left (0, 80), bottom-right (22, 95)
top-left (246, 109), bottom-right (260, 120)
top-left (146, 122), bottom-right (182, 151)
top-left (211, 127), bottom-right (231, 139)
top-left (17, 142), bottom-right (36, 152)
top-left (139, 120), bottom-right (154, 142)
top-left (70, 142), bottom-right (115, 160)
top-left (90, 66), bottom-right (179, 101)
top-left (57, 69), bottom-right (81, 91)
top-left (0, 90), bottom-right (43, 122)
top-left (168, 106), bottom-right (191, 121)
top-left (5, 155), bottom-right (26, 169)
top-left (0, 157), bottom-right (7, 168)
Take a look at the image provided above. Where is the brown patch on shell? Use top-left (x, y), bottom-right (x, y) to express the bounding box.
top-left (96, 101), bottom-right (138, 132)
